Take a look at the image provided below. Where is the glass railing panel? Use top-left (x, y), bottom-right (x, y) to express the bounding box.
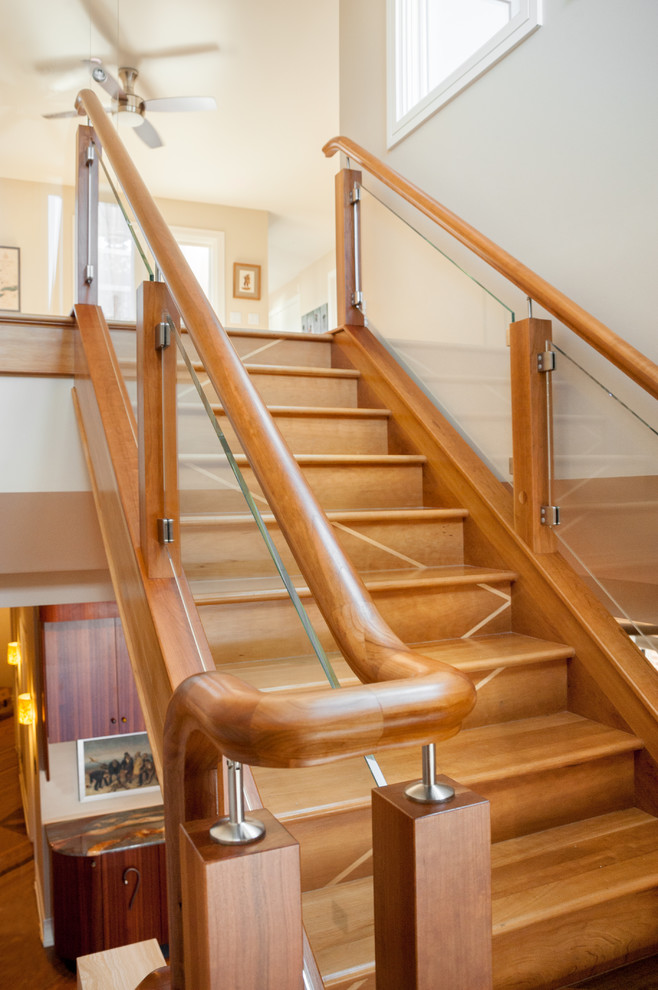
top-left (359, 184), bottom-right (516, 482)
top-left (96, 142), bottom-right (155, 371)
top-left (96, 143), bottom-right (163, 395)
top-left (167, 315), bottom-right (385, 797)
top-left (549, 341), bottom-right (658, 651)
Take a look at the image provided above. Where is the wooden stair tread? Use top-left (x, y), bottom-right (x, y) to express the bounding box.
top-left (204, 404), bottom-right (392, 420)
top-left (377, 712), bottom-right (643, 787)
top-left (492, 808), bottom-right (658, 933)
top-left (416, 631), bottom-right (575, 671)
top-left (214, 633), bottom-right (573, 693)
top-left (181, 506), bottom-right (468, 526)
top-left (254, 713), bottom-right (643, 820)
top-left (242, 363), bottom-right (361, 379)
top-left (301, 809), bottom-right (658, 982)
top-left (227, 328), bottom-right (335, 342)
top-left (191, 564), bottom-right (517, 605)
top-left (302, 877), bottom-right (374, 984)
top-left (180, 451), bottom-right (427, 466)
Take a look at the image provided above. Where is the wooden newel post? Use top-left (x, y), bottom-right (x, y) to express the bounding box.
top-left (179, 812), bottom-right (303, 990)
top-left (373, 776), bottom-right (492, 990)
top-left (509, 317), bottom-right (556, 553)
top-left (335, 167), bottom-right (366, 328)
top-left (75, 124), bottom-right (100, 305)
top-left (137, 280), bottom-right (181, 577)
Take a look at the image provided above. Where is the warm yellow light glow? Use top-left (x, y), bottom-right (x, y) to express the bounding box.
top-left (7, 641), bottom-right (20, 666)
top-left (17, 693), bottom-right (34, 726)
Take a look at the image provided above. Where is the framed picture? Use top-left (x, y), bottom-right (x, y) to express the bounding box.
top-left (233, 262), bottom-right (261, 300)
top-left (77, 732), bottom-right (160, 802)
top-left (0, 246), bottom-right (20, 312)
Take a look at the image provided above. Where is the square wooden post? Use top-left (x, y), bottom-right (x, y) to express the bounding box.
top-left (335, 167), bottom-right (366, 328)
top-left (136, 281), bottom-right (181, 577)
top-left (373, 776), bottom-right (492, 990)
top-left (509, 317), bottom-right (556, 553)
top-left (179, 812), bottom-right (303, 990)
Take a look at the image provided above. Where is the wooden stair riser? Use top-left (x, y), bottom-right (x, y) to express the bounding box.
top-left (170, 364), bottom-right (360, 407)
top-left (181, 514), bottom-right (466, 580)
top-left (242, 369), bottom-right (360, 408)
top-left (464, 659), bottom-right (567, 729)
top-left (198, 578), bottom-right (514, 664)
top-left (228, 334), bottom-right (333, 368)
top-left (177, 407), bottom-right (391, 456)
top-left (255, 749), bottom-right (637, 891)
top-left (178, 458), bottom-right (425, 512)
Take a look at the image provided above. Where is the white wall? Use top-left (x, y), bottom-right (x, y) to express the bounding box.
top-left (339, 0), bottom-right (658, 363)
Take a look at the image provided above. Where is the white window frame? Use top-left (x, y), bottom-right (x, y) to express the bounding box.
top-left (170, 226), bottom-right (226, 324)
top-left (387, 0), bottom-right (542, 147)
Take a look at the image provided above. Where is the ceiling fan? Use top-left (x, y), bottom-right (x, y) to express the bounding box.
top-left (43, 58), bottom-right (217, 148)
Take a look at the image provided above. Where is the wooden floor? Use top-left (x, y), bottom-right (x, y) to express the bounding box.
top-left (1, 711), bottom-right (656, 989)
top-left (0, 714), bottom-right (76, 989)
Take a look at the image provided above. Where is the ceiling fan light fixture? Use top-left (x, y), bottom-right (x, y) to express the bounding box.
top-left (117, 103), bottom-right (145, 127)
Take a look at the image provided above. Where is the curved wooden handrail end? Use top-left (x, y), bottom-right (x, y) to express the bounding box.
top-left (162, 663), bottom-right (474, 989)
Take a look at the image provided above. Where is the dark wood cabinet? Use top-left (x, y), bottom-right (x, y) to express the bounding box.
top-left (47, 807), bottom-right (167, 961)
top-left (100, 844), bottom-right (168, 950)
top-left (49, 850), bottom-right (104, 959)
top-left (41, 603), bottom-right (145, 742)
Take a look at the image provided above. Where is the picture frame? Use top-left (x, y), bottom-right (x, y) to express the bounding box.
top-left (0, 246), bottom-right (20, 312)
top-left (77, 732), bottom-right (160, 802)
top-left (233, 262), bottom-right (261, 300)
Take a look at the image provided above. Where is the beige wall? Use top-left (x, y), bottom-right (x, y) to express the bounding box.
top-left (0, 175), bottom-right (269, 326)
top-left (269, 250), bottom-right (336, 332)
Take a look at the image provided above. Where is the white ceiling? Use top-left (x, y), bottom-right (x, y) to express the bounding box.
top-left (0, 0), bottom-right (340, 290)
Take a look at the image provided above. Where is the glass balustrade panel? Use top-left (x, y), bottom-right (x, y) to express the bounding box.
top-left (359, 185), bottom-right (516, 483)
top-left (96, 145), bottom-right (155, 369)
top-left (549, 340), bottom-right (658, 663)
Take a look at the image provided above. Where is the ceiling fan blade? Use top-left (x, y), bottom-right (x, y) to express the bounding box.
top-left (143, 96), bottom-right (217, 113)
top-left (42, 109), bottom-right (81, 119)
top-left (43, 106), bottom-right (113, 120)
top-left (134, 118), bottom-right (164, 149)
top-left (82, 59), bottom-right (125, 100)
top-left (139, 43), bottom-right (220, 62)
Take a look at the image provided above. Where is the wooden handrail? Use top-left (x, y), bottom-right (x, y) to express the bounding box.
top-left (323, 136), bottom-right (658, 402)
top-left (76, 89), bottom-right (475, 726)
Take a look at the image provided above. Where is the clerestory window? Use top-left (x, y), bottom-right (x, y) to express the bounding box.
top-left (387, 0), bottom-right (542, 145)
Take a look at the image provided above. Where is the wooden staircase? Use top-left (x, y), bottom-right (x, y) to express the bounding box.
top-left (169, 326), bottom-right (658, 990)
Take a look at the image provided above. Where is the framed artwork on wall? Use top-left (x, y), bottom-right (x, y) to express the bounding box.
top-left (0, 246), bottom-right (20, 312)
top-left (77, 732), bottom-right (160, 802)
top-left (233, 262), bottom-right (261, 300)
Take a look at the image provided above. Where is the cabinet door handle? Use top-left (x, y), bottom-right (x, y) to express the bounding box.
top-left (122, 866), bottom-right (141, 910)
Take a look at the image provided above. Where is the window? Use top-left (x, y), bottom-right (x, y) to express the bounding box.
top-left (388, 0), bottom-right (541, 145)
top-left (171, 227), bottom-right (225, 323)
top-left (95, 211), bottom-right (226, 324)
top-left (97, 201), bottom-right (136, 321)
